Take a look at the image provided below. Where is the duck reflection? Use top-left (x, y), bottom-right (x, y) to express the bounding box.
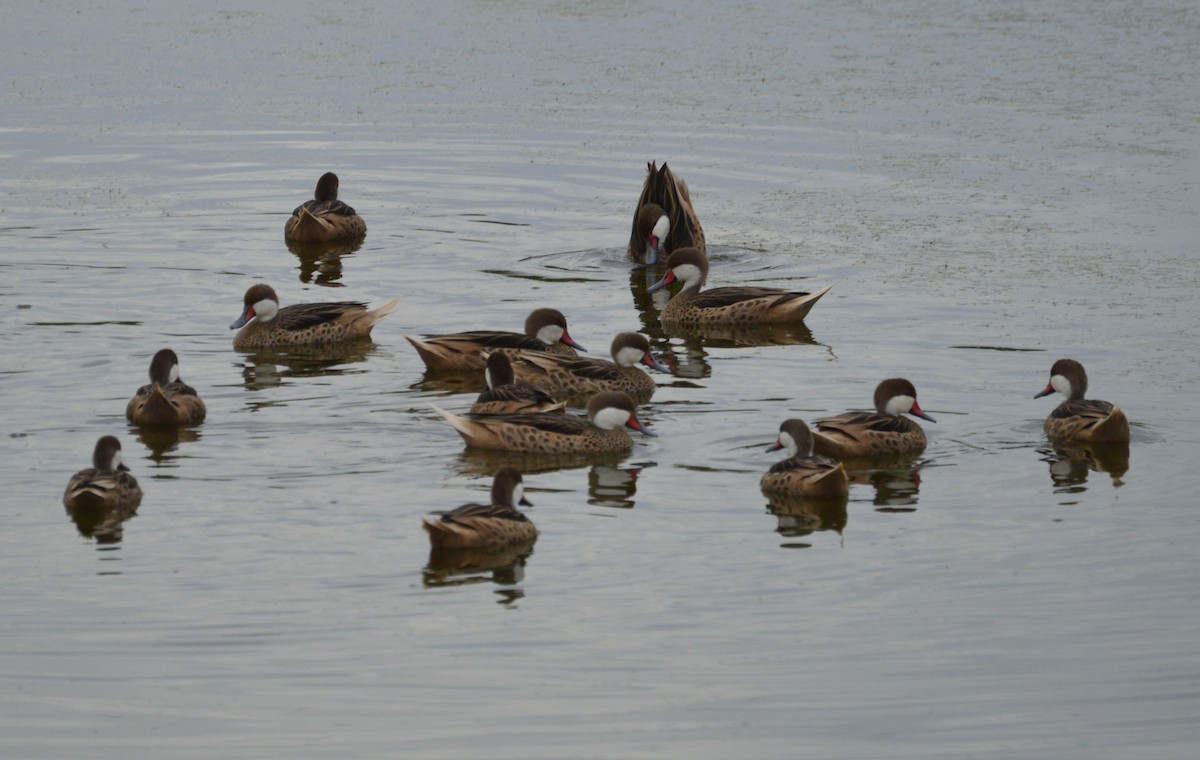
top-left (587, 463), bottom-right (644, 509)
top-left (411, 371), bottom-right (487, 397)
top-left (130, 425), bottom-right (202, 463)
top-left (764, 492), bottom-right (848, 538)
top-left (453, 447), bottom-right (626, 477)
top-left (423, 543), bottom-right (534, 601)
top-left (628, 262), bottom-right (671, 332)
top-left (285, 235), bottom-right (364, 287)
top-left (238, 342), bottom-right (376, 391)
top-left (1040, 441), bottom-right (1129, 491)
top-left (64, 499), bottom-right (139, 545)
top-left (842, 455), bottom-right (924, 511)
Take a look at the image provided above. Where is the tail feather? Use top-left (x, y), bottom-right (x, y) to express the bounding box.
top-left (422, 516), bottom-right (476, 549)
top-left (779, 284), bottom-right (833, 321)
top-left (368, 296), bottom-right (402, 324)
top-left (428, 402), bottom-right (474, 439)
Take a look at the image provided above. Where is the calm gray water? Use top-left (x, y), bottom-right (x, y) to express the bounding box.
top-left (3, 2), bottom-right (1199, 758)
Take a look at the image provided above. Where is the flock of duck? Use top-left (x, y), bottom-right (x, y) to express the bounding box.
top-left (64, 165), bottom-right (1132, 553)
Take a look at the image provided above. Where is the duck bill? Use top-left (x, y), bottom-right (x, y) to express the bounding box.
top-left (644, 238), bottom-right (659, 265)
top-left (646, 270), bottom-right (676, 293)
top-left (1034, 383), bottom-right (1055, 399)
top-left (561, 331), bottom-right (586, 353)
top-left (642, 354), bottom-right (672, 374)
top-left (910, 402), bottom-right (936, 423)
top-left (519, 495), bottom-right (533, 507)
top-left (765, 440), bottom-right (784, 453)
top-left (230, 306), bottom-right (255, 330)
top-left (627, 416), bottom-right (657, 437)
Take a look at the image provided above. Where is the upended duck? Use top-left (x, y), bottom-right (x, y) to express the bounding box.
top-left (627, 161), bottom-right (705, 264)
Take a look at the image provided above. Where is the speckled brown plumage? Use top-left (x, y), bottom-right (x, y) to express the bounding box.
top-left (405, 308), bottom-right (584, 372)
top-left (812, 378), bottom-right (935, 458)
top-left (627, 161), bottom-right (705, 264)
top-left (1035, 359), bottom-right (1130, 443)
top-left (284, 172), bottom-right (367, 242)
top-left (230, 283), bottom-right (400, 350)
top-left (470, 352), bottom-right (564, 414)
top-left (422, 467), bottom-right (538, 550)
top-left (63, 436), bottom-right (142, 512)
top-left (126, 348), bottom-right (206, 427)
top-left (648, 247), bottom-right (831, 326)
top-left (761, 419), bottom-right (849, 498)
top-left (508, 332), bottom-right (670, 405)
top-left (432, 391), bottom-right (654, 454)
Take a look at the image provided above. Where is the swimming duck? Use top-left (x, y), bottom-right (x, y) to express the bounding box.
top-left (230, 283), bottom-right (400, 350)
top-left (647, 247), bottom-right (831, 326)
top-left (405, 308), bottom-right (586, 372)
top-left (1034, 359), bottom-right (1129, 443)
top-left (284, 172), bottom-right (367, 243)
top-left (627, 161), bottom-right (705, 264)
top-left (762, 418), bottom-right (849, 499)
top-left (812, 378), bottom-right (935, 458)
top-left (63, 436), bottom-right (142, 511)
top-left (125, 348), bottom-right (207, 427)
top-left (471, 352), bottom-right (565, 415)
top-left (508, 332), bottom-right (671, 404)
top-left (431, 391), bottom-right (656, 454)
top-left (422, 467), bottom-right (538, 550)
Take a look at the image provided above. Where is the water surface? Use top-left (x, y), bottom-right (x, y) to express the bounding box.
top-left (2, 2), bottom-right (1199, 758)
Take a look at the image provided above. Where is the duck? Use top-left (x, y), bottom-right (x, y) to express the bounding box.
top-left (63, 436), bottom-right (142, 511)
top-left (627, 161), bottom-right (705, 264)
top-left (125, 348), bottom-right (207, 427)
top-left (230, 283), bottom-right (400, 350)
top-left (647, 247), bottom-right (831, 326)
top-left (762, 418), bottom-right (849, 499)
top-left (812, 378), bottom-right (936, 458)
top-left (431, 391), bottom-right (656, 454)
top-left (405, 308), bottom-right (586, 372)
top-left (422, 467), bottom-right (538, 550)
top-left (1034, 359), bottom-right (1130, 443)
top-left (284, 172), bottom-right (367, 243)
top-left (470, 352), bottom-right (565, 415)
top-left (507, 332), bottom-right (671, 404)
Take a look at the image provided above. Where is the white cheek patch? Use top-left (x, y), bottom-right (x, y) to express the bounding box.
top-left (110, 451), bottom-right (125, 470)
top-left (614, 346), bottom-right (643, 367)
top-left (536, 325), bottom-right (565, 345)
top-left (253, 298), bottom-right (278, 323)
top-left (651, 215), bottom-right (669, 244)
top-left (885, 394), bottom-right (916, 416)
top-left (1050, 374), bottom-right (1071, 397)
top-left (511, 483), bottom-right (525, 506)
top-left (779, 430), bottom-right (797, 457)
top-left (672, 263), bottom-right (702, 288)
top-left (168, 364), bottom-right (181, 384)
top-left (592, 406), bottom-right (630, 431)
